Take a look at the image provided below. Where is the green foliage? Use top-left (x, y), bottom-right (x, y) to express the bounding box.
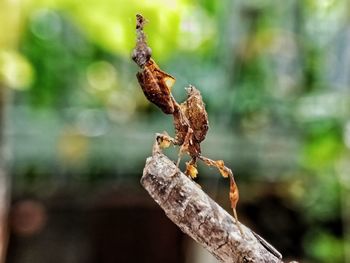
top-left (305, 230), bottom-right (344, 263)
top-left (20, 10), bottom-right (95, 107)
top-left (302, 170), bottom-right (341, 221)
top-left (302, 120), bottom-right (343, 169)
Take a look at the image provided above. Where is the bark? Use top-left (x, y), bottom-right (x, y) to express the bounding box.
top-left (141, 153), bottom-right (283, 263)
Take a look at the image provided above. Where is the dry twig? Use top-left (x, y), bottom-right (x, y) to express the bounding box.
top-left (141, 152), bottom-right (283, 263)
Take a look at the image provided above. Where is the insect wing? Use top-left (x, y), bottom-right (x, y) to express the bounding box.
top-left (185, 87), bottom-right (209, 142)
top-left (154, 67), bottom-right (176, 91)
top-left (136, 62), bottom-right (175, 114)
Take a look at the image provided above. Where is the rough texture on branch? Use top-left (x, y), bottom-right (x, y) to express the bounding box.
top-left (141, 153), bottom-right (283, 263)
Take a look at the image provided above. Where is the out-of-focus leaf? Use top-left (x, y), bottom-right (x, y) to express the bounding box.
top-left (302, 121), bottom-right (343, 170)
top-left (304, 230), bottom-right (344, 263)
top-left (0, 50), bottom-right (34, 89)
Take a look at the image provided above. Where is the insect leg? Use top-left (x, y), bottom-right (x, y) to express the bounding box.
top-left (198, 155), bottom-right (244, 235)
top-left (176, 127), bottom-right (193, 167)
top-left (197, 155), bottom-right (232, 178)
top-left (152, 132), bottom-right (175, 155)
top-left (229, 175), bottom-right (244, 236)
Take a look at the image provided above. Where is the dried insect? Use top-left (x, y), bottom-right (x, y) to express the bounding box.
top-left (132, 14), bottom-right (242, 234)
top-left (132, 14), bottom-right (176, 114)
top-left (132, 14), bottom-right (151, 68)
top-left (136, 58), bottom-right (176, 114)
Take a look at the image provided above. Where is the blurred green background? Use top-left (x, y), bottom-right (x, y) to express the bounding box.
top-left (1, 0), bottom-right (350, 262)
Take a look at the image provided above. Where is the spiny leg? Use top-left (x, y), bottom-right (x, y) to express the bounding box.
top-left (153, 131), bottom-right (175, 155)
top-left (176, 127), bottom-right (193, 167)
top-left (198, 155), bottom-right (244, 235)
top-left (197, 155), bottom-right (232, 178)
top-left (152, 126), bottom-right (193, 169)
top-left (153, 130), bottom-right (194, 170)
top-left (229, 174), bottom-right (244, 236)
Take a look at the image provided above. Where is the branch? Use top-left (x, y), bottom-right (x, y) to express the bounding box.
top-left (141, 153), bottom-right (283, 263)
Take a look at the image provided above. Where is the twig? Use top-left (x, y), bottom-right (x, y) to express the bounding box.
top-left (141, 152), bottom-right (283, 263)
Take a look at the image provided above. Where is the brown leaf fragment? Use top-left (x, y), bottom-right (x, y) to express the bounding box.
top-left (183, 85), bottom-right (209, 143)
top-left (136, 59), bottom-right (176, 114)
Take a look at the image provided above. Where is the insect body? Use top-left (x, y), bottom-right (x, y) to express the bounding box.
top-left (132, 14), bottom-right (151, 68)
top-left (132, 14), bottom-right (242, 235)
top-left (172, 86), bottom-right (208, 162)
top-left (136, 58), bottom-right (176, 114)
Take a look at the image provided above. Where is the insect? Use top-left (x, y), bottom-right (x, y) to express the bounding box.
top-left (132, 14), bottom-right (242, 234)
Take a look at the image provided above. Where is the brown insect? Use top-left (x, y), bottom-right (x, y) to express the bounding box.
top-left (132, 14), bottom-right (242, 234)
top-left (136, 59), bottom-right (176, 114)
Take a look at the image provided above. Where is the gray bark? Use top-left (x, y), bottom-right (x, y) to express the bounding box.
top-left (141, 153), bottom-right (283, 263)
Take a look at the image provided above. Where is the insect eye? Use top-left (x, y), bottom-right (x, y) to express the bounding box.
top-left (185, 85), bottom-right (194, 94)
top-left (146, 47), bottom-right (152, 58)
top-left (131, 50), bottom-right (137, 62)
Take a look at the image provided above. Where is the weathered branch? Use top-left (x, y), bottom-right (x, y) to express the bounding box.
top-left (141, 153), bottom-right (283, 263)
